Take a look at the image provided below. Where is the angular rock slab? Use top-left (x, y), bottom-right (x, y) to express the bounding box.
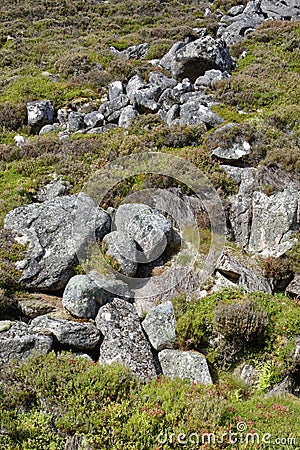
top-left (0, 321), bottom-right (52, 368)
top-left (4, 194), bottom-right (110, 291)
top-left (27, 100), bottom-right (55, 129)
top-left (158, 349), bottom-right (212, 385)
top-left (114, 203), bottom-right (172, 263)
top-left (215, 250), bottom-right (271, 294)
top-left (286, 274), bottom-right (300, 298)
top-left (160, 34), bottom-right (234, 82)
top-left (30, 315), bottom-right (100, 350)
top-left (142, 301), bottom-right (176, 351)
top-left (95, 298), bottom-right (157, 381)
top-left (102, 231), bottom-right (138, 277)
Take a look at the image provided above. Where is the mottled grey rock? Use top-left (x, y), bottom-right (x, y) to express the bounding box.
top-left (98, 94), bottom-right (129, 122)
top-left (166, 35), bottom-right (235, 82)
top-left (84, 111), bottom-right (104, 128)
top-left (159, 41), bottom-right (189, 74)
top-left (248, 186), bottom-right (300, 255)
top-left (63, 272), bottom-right (134, 319)
top-left (166, 104), bottom-right (180, 126)
top-left (30, 315), bottom-right (100, 350)
top-left (39, 123), bottom-right (61, 135)
top-left (118, 105), bottom-right (139, 128)
top-left (158, 349), bottom-right (212, 384)
top-left (0, 321), bottom-right (52, 368)
top-left (63, 275), bottom-right (104, 319)
top-left (148, 71), bottom-right (177, 90)
top-left (260, 0), bottom-right (300, 20)
top-left (102, 231), bottom-right (137, 277)
top-left (4, 194), bottom-right (110, 291)
top-left (212, 140), bottom-right (251, 161)
top-left (286, 274), bottom-right (300, 298)
top-left (110, 43), bottom-right (148, 60)
top-left (35, 179), bottom-right (71, 202)
top-left (142, 301), bottom-right (176, 351)
top-left (195, 69), bottom-right (228, 88)
top-left (215, 250), bottom-right (272, 293)
top-left (68, 111), bottom-right (85, 132)
top-left (108, 80), bottom-right (124, 100)
top-left (57, 108), bottom-right (69, 124)
top-left (126, 75), bottom-right (146, 103)
top-left (95, 298), bottom-right (157, 381)
top-left (240, 364), bottom-right (258, 387)
top-left (27, 100), bottom-right (55, 130)
top-left (114, 203), bottom-right (172, 263)
top-left (179, 102), bottom-right (223, 127)
top-left (267, 376), bottom-right (295, 397)
top-left (133, 86), bottom-right (162, 113)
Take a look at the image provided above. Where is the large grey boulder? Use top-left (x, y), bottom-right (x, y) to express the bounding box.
top-left (214, 250), bottom-right (272, 293)
top-left (158, 349), bottom-right (212, 385)
top-left (84, 111), bottom-right (104, 128)
top-left (68, 111), bottom-right (85, 132)
top-left (102, 231), bottom-right (138, 277)
top-left (160, 34), bottom-right (234, 82)
top-left (27, 100), bottom-right (55, 131)
top-left (118, 105), bottom-right (139, 128)
top-left (133, 86), bottom-right (162, 113)
top-left (148, 71), bottom-right (177, 90)
top-left (62, 273), bottom-right (133, 319)
top-left (248, 186), bottom-right (300, 255)
top-left (0, 321), bottom-right (52, 368)
top-left (260, 0), bottom-right (300, 20)
top-left (142, 301), bottom-right (176, 351)
top-left (126, 75), bottom-right (147, 103)
top-left (228, 170), bottom-right (300, 257)
top-left (95, 298), bottom-right (157, 381)
top-left (195, 69), bottom-right (228, 88)
top-left (30, 315), bottom-right (100, 350)
top-left (114, 203), bottom-right (172, 263)
top-left (179, 102), bottom-right (223, 127)
top-left (4, 194), bottom-right (110, 291)
top-left (108, 80), bottom-right (124, 100)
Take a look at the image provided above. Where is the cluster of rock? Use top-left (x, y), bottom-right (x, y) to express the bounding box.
top-left (24, 29), bottom-right (234, 140)
top-left (0, 295), bottom-right (212, 385)
top-left (216, 0), bottom-right (300, 46)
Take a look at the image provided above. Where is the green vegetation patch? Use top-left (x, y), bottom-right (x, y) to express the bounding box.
top-left (0, 351), bottom-right (299, 449)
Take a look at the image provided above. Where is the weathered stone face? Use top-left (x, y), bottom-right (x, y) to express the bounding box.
top-left (0, 321), bottom-right (52, 368)
top-left (4, 194), bottom-right (110, 291)
top-left (95, 298), bottom-right (157, 381)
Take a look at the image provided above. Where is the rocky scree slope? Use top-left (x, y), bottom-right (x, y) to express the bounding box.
top-left (0, 0), bottom-right (300, 392)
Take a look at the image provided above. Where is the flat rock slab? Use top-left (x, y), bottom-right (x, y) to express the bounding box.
top-left (158, 349), bottom-right (212, 385)
top-left (142, 301), bottom-right (176, 351)
top-left (0, 321), bottom-right (52, 368)
top-left (30, 315), bottom-right (101, 350)
top-left (95, 298), bottom-right (157, 381)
